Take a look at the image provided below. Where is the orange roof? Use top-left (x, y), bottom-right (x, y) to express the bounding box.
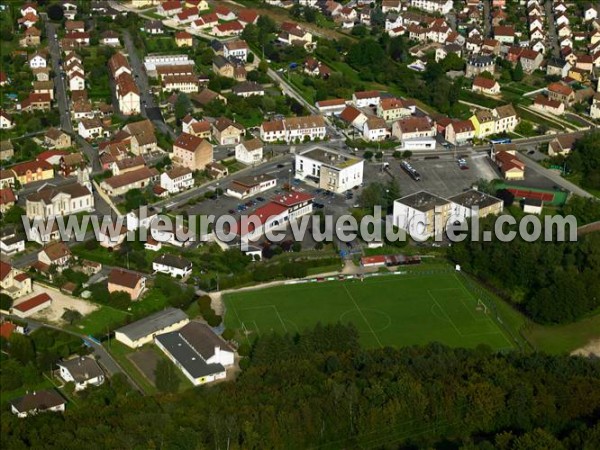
top-left (14, 293), bottom-right (52, 313)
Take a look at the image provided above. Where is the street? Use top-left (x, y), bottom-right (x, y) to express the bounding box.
top-left (121, 30), bottom-right (176, 140)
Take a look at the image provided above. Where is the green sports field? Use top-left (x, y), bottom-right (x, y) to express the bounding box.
top-left (224, 271), bottom-right (516, 350)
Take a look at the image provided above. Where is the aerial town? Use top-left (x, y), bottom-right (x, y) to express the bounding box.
top-left (1, 1), bottom-right (599, 448)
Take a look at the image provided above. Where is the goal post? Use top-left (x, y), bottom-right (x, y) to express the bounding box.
top-left (476, 299), bottom-right (488, 314)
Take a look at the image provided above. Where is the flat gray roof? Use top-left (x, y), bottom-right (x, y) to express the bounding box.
top-left (396, 191), bottom-right (449, 212)
top-left (300, 148), bottom-right (362, 170)
top-left (448, 189), bottom-right (502, 210)
top-left (156, 330), bottom-right (225, 379)
top-left (115, 307), bottom-right (187, 341)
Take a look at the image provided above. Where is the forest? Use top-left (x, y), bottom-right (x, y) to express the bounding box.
top-left (2, 323), bottom-right (600, 449)
top-left (448, 219), bottom-right (600, 324)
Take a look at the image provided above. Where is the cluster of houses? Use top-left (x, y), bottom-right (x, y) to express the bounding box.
top-left (317, 89), bottom-right (518, 146)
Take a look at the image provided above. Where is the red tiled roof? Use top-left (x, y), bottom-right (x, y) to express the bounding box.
top-left (14, 293), bottom-right (52, 313)
top-left (0, 322), bottom-right (16, 339)
top-left (473, 76), bottom-right (498, 90)
top-left (0, 261), bottom-right (12, 281)
top-left (10, 160), bottom-right (52, 176)
top-left (271, 191), bottom-right (313, 207)
top-left (0, 188), bottom-right (16, 205)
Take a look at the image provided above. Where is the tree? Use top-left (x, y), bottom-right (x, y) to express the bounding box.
top-left (155, 359), bottom-right (180, 393)
top-left (363, 150), bottom-right (374, 160)
top-left (47, 3), bottom-right (64, 21)
top-left (174, 93), bottom-right (192, 121)
top-left (0, 293), bottom-right (13, 311)
top-left (512, 61), bottom-right (524, 81)
top-left (62, 309), bottom-right (83, 325)
top-left (9, 334), bottom-right (35, 365)
top-left (304, 7), bottom-right (317, 23)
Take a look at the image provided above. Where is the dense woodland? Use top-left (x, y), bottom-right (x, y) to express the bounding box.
top-left (448, 220), bottom-right (600, 324)
top-left (2, 324), bottom-right (600, 449)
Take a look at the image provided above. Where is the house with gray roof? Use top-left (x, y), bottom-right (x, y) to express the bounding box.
top-left (114, 307), bottom-right (189, 348)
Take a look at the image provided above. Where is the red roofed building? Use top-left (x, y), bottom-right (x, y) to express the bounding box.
top-left (238, 9), bottom-right (259, 26)
top-left (547, 82), bottom-right (575, 105)
top-left (13, 293), bottom-right (52, 318)
top-left (361, 255), bottom-right (387, 267)
top-left (215, 5), bottom-right (236, 21)
top-left (472, 76), bottom-right (500, 95)
top-left (493, 149), bottom-right (525, 180)
top-left (1, 261), bottom-right (32, 299)
top-left (10, 160), bottom-right (54, 185)
top-left (0, 322), bottom-right (17, 339)
top-left (0, 187), bottom-right (16, 213)
top-left (212, 21), bottom-right (244, 37)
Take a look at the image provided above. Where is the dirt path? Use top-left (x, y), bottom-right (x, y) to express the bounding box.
top-left (210, 260), bottom-right (384, 314)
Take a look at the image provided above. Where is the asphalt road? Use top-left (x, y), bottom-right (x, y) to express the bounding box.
top-left (122, 30), bottom-right (176, 140)
top-left (544, 0), bottom-right (560, 59)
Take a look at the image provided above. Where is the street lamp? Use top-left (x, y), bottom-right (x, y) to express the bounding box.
top-left (216, 182), bottom-right (220, 202)
top-left (288, 168), bottom-right (292, 189)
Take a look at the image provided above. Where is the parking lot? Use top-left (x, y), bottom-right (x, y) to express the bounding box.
top-left (364, 152), bottom-right (499, 198)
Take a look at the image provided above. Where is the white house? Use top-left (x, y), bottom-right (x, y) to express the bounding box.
top-left (295, 147), bottom-right (363, 194)
top-left (114, 307), bottom-right (189, 349)
top-left (12, 293), bottom-right (53, 318)
top-left (25, 183), bottom-right (94, 220)
top-left (226, 174), bottom-right (276, 199)
top-left (155, 321), bottom-right (234, 386)
top-left (152, 254), bottom-right (193, 278)
top-left (235, 139), bottom-right (263, 165)
top-left (393, 191), bottom-right (452, 240)
top-left (10, 391), bottom-right (65, 418)
top-left (68, 71), bottom-right (85, 91)
top-left (57, 356), bottom-right (105, 391)
top-left (28, 53), bottom-right (47, 69)
top-left (223, 40), bottom-right (249, 60)
top-left (160, 166), bottom-right (194, 194)
top-left (362, 117), bottom-right (389, 142)
top-left (352, 90), bottom-right (381, 107)
top-left (409, 0), bottom-right (453, 14)
top-left (78, 118), bottom-right (106, 140)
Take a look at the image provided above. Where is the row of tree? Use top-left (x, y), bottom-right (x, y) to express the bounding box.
top-left (2, 323), bottom-right (600, 449)
top-left (448, 217), bottom-right (600, 324)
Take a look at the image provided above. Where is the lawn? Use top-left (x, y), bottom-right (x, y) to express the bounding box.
top-left (522, 313), bottom-right (600, 354)
top-left (68, 306), bottom-right (130, 337)
top-left (224, 270), bottom-right (517, 351)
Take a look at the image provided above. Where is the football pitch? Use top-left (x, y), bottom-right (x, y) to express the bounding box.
top-left (224, 271), bottom-right (515, 350)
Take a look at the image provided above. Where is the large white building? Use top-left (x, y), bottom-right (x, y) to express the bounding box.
top-left (25, 182), bottom-right (94, 220)
top-left (155, 321), bottom-right (234, 386)
top-left (410, 0), bottom-right (453, 14)
top-left (143, 54), bottom-right (193, 75)
top-left (295, 147), bottom-right (364, 194)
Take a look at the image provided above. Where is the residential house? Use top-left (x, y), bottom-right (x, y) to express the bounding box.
top-left (175, 31), bottom-right (193, 47)
top-left (472, 76), bottom-right (500, 95)
top-left (212, 55), bottom-right (246, 81)
top-left (363, 116), bottom-right (389, 142)
top-left (160, 166), bottom-right (194, 193)
top-left (0, 227), bottom-right (26, 256)
top-left (38, 242), bottom-right (72, 270)
top-left (548, 134), bottom-right (577, 156)
top-left (493, 104), bottom-right (519, 134)
top-left (100, 166), bottom-right (158, 197)
top-left (519, 49), bottom-right (543, 73)
top-left (466, 55), bottom-right (495, 78)
top-left (44, 128), bottom-right (71, 149)
top-left (469, 109), bottom-right (496, 139)
top-left (28, 52), bottom-right (47, 69)
top-left (33, 80), bottom-right (55, 100)
top-left (212, 21), bottom-right (244, 37)
top-left (101, 30), bottom-right (120, 46)
top-left (278, 22), bottom-right (313, 50)
top-left (0, 261), bottom-right (32, 299)
top-left (57, 357), bottom-right (105, 391)
top-left (153, 254), bottom-right (193, 278)
top-left (223, 40), bottom-right (249, 61)
top-left (10, 391), bottom-right (65, 418)
top-left (547, 82), bottom-right (575, 106)
top-left (377, 98), bottom-right (413, 121)
top-left (108, 268), bottom-right (146, 300)
top-left (231, 81), bottom-right (264, 97)
top-left (212, 117), bottom-right (244, 145)
top-left (59, 154), bottom-right (85, 176)
top-left (315, 98), bottom-right (347, 116)
top-left (445, 120), bottom-right (475, 144)
top-left (392, 116), bottom-right (436, 141)
top-left (352, 90), bottom-right (382, 107)
top-left (0, 111), bottom-right (15, 129)
top-left (20, 93), bottom-right (51, 112)
top-left (20, 26), bottom-right (41, 46)
top-left (235, 139), bottom-right (263, 165)
top-left (78, 118), bottom-right (106, 140)
top-left (0, 188), bottom-right (16, 213)
top-left (0, 140), bottom-right (14, 160)
top-left (409, 0), bottom-right (453, 14)
top-left (10, 160), bottom-right (54, 185)
top-left (172, 132), bottom-right (213, 171)
top-left (122, 120), bottom-right (158, 154)
top-left (533, 95), bottom-right (564, 115)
